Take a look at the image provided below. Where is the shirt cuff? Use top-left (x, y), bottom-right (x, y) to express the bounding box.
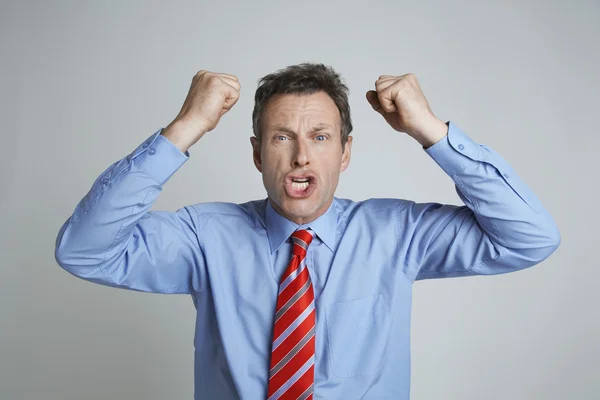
top-left (129, 128), bottom-right (190, 186)
top-left (423, 120), bottom-right (482, 175)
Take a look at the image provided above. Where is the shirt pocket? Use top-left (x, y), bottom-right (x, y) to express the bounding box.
top-left (325, 293), bottom-right (391, 378)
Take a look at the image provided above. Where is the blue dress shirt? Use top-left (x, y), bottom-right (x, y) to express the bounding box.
top-left (54, 121), bottom-right (561, 399)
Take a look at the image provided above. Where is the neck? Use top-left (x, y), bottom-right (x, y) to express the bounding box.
top-left (268, 197), bottom-right (333, 225)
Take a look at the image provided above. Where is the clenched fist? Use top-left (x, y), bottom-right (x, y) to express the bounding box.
top-left (366, 73), bottom-right (447, 148)
top-left (162, 70), bottom-right (241, 153)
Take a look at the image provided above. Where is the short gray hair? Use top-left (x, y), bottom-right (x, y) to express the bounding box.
top-left (252, 62), bottom-right (353, 148)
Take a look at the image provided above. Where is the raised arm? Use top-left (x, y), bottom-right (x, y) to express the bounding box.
top-left (399, 121), bottom-right (560, 280)
top-left (54, 70), bottom-right (241, 293)
top-left (366, 73), bottom-right (560, 281)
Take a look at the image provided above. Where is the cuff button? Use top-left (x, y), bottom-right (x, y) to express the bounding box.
top-left (458, 144), bottom-right (465, 150)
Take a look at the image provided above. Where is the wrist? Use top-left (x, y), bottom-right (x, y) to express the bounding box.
top-left (161, 119), bottom-right (207, 153)
top-left (413, 118), bottom-right (448, 149)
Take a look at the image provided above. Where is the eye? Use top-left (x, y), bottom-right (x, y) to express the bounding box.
top-left (276, 135), bottom-right (288, 141)
top-left (316, 135), bottom-right (327, 141)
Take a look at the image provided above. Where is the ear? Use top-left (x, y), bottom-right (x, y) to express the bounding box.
top-left (250, 136), bottom-right (263, 173)
top-left (340, 135), bottom-right (352, 172)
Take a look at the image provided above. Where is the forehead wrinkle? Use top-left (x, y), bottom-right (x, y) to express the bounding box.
top-left (270, 123), bottom-right (333, 134)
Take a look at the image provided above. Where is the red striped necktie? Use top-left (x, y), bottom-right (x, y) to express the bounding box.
top-left (267, 229), bottom-right (316, 400)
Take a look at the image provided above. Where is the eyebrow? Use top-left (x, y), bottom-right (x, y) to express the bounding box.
top-left (270, 123), bottom-right (332, 134)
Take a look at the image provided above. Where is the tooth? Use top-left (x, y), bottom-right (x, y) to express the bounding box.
top-left (292, 181), bottom-right (309, 190)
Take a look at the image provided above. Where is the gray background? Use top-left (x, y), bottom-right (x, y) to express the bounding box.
top-left (1, 0), bottom-right (598, 399)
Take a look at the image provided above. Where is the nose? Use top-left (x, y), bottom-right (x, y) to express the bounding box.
top-left (291, 138), bottom-right (310, 168)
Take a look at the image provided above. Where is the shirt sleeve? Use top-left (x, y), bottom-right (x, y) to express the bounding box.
top-left (400, 121), bottom-right (561, 281)
top-left (54, 128), bottom-right (208, 294)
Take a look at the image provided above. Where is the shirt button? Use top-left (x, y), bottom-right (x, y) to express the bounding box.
top-left (143, 143), bottom-right (149, 148)
top-left (458, 144), bottom-right (464, 150)
top-left (503, 173), bottom-right (509, 178)
top-left (148, 148), bottom-right (156, 155)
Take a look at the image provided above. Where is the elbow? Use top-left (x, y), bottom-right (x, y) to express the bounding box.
top-left (476, 217), bottom-right (561, 276)
top-left (53, 218), bottom-right (114, 286)
top-left (516, 222), bottom-right (561, 267)
top-left (54, 220), bottom-right (72, 272)
top-left (54, 234), bottom-right (80, 275)
top-left (53, 219), bottom-right (91, 277)
top-left (54, 243), bottom-right (72, 272)
top-left (549, 223), bottom-right (561, 252)
top-left (545, 225), bottom-right (561, 261)
top-left (538, 217), bottom-right (561, 260)
top-left (494, 222), bottom-right (561, 273)
top-left (54, 239), bottom-right (111, 285)
top-left (521, 211), bottom-right (562, 263)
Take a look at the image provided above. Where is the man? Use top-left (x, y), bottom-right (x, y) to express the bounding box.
top-left (54, 63), bottom-right (561, 399)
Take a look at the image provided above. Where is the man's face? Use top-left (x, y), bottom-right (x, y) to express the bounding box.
top-left (251, 91), bottom-right (352, 225)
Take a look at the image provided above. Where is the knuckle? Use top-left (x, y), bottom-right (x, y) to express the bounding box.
top-left (206, 75), bottom-right (220, 86)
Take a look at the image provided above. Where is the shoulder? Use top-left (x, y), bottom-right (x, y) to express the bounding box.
top-left (332, 197), bottom-right (414, 231)
top-left (185, 198), bottom-right (268, 228)
top-left (334, 196), bottom-right (411, 216)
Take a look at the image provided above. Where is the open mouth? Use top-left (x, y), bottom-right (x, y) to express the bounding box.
top-left (285, 175), bottom-right (316, 198)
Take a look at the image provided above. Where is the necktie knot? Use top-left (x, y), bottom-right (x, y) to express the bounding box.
top-left (291, 229), bottom-right (314, 257)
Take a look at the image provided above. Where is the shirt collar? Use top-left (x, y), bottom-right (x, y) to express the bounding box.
top-left (265, 198), bottom-right (338, 254)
